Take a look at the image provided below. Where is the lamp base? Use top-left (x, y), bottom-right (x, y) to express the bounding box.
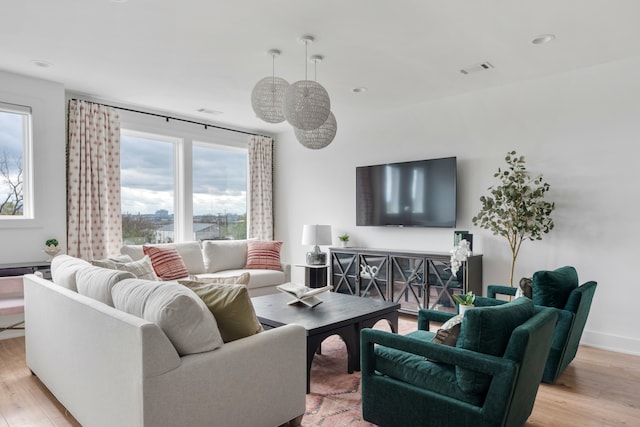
top-left (306, 245), bottom-right (327, 265)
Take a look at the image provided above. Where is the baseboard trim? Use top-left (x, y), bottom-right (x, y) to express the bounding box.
top-left (581, 329), bottom-right (640, 357)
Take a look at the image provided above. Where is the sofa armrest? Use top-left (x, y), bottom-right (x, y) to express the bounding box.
top-left (144, 324), bottom-right (307, 427)
top-left (281, 263), bottom-right (291, 283)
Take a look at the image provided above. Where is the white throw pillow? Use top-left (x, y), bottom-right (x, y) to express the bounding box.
top-left (113, 255), bottom-right (158, 281)
top-left (202, 240), bottom-right (248, 273)
top-left (76, 266), bottom-right (136, 307)
top-left (51, 255), bottom-right (92, 291)
top-left (111, 279), bottom-right (223, 356)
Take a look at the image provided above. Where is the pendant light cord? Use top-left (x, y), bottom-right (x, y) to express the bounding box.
top-left (304, 39), bottom-right (308, 80)
top-left (271, 53), bottom-right (275, 85)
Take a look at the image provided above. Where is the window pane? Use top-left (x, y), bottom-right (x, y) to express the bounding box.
top-left (0, 106), bottom-right (30, 218)
top-left (120, 133), bottom-right (175, 244)
top-left (193, 144), bottom-right (247, 240)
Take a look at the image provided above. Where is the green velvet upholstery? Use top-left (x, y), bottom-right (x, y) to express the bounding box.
top-left (484, 267), bottom-right (597, 383)
top-left (457, 298), bottom-right (534, 394)
top-left (361, 301), bottom-right (557, 427)
top-left (532, 266), bottom-right (578, 309)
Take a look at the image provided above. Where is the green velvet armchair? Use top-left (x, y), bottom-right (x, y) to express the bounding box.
top-left (483, 266), bottom-right (597, 383)
top-left (361, 298), bottom-right (557, 427)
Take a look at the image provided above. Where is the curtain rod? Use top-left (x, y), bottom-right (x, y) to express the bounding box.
top-left (69, 98), bottom-right (270, 139)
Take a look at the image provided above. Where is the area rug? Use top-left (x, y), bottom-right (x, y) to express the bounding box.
top-left (302, 315), bottom-right (417, 426)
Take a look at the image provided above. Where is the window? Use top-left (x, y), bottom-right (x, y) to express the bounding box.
top-left (120, 131), bottom-right (176, 244)
top-left (0, 102), bottom-right (32, 218)
top-left (192, 143), bottom-right (247, 240)
top-left (120, 126), bottom-right (247, 245)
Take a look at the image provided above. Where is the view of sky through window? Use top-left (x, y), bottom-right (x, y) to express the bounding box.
top-left (0, 108), bottom-right (27, 216)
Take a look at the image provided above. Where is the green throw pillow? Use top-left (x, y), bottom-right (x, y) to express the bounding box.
top-left (184, 283), bottom-right (263, 343)
top-left (532, 266), bottom-right (578, 309)
top-left (456, 297), bottom-right (534, 394)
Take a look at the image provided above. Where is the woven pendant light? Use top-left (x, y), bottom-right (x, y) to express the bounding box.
top-left (283, 36), bottom-right (331, 130)
top-left (251, 50), bottom-right (289, 123)
top-left (295, 111), bottom-right (337, 149)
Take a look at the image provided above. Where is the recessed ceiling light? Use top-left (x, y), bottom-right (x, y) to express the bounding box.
top-left (532, 34), bottom-right (556, 45)
top-left (196, 108), bottom-right (223, 115)
top-left (31, 60), bottom-right (52, 68)
top-left (352, 87), bottom-right (368, 93)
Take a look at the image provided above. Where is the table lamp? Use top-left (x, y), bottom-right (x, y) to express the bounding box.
top-left (302, 224), bottom-right (332, 265)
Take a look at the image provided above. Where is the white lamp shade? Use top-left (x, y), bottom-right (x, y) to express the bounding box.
top-left (301, 224), bottom-right (332, 246)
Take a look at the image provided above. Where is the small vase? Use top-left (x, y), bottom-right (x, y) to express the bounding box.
top-left (339, 240), bottom-right (348, 247)
top-left (43, 246), bottom-right (62, 262)
top-left (458, 304), bottom-right (474, 316)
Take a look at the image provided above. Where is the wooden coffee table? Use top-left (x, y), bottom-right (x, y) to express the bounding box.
top-left (252, 290), bottom-right (400, 393)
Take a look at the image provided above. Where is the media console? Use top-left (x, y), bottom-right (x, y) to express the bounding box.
top-left (330, 247), bottom-right (482, 314)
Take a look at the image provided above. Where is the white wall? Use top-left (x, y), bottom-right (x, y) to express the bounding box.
top-left (275, 56), bottom-right (640, 355)
top-left (0, 71), bottom-right (66, 264)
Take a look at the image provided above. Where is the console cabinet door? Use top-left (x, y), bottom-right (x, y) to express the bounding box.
top-left (331, 251), bottom-right (358, 295)
top-left (390, 255), bottom-right (427, 313)
top-left (357, 254), bottom-right (388, 301)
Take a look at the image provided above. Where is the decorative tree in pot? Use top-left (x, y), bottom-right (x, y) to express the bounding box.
top-left (472, 151), bottom-right (555, 287)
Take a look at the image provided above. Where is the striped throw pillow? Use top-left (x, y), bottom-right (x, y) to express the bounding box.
top-left (245, 240), bottom-right (283, 271)
top-left (143, 245), bottom-right (190, 281)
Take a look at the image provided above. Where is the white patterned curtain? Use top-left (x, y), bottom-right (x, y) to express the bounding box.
top-left (67, 100), bottom-right (122, 260)
top-left (248, 135), bottom-right (274, 241)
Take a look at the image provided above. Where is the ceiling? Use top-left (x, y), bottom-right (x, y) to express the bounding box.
top-left (2, 0), bottom-right (640, 135)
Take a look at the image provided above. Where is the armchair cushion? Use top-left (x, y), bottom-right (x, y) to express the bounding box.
top-left (532, 266), bottom-right (578, 309)
top-left (374, 330), bottom-right (484, 407)
top-left (457, 297), bottom-right (534, 394)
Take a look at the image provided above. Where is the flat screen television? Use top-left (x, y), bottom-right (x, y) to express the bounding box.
top-left (356, 156), bottom-right (457, 227)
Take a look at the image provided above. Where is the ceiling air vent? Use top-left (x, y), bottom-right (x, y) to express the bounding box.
top-left (460, 61), bottom-right (494, 75)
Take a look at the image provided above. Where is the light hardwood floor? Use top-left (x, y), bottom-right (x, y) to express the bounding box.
top-left (1, 334), bottom-right (639, 426)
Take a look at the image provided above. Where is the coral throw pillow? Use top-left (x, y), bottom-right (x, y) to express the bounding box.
top-left (143, 245), bottom-right (190, 281)
top-left (245, 240), bottom-right (283, 271)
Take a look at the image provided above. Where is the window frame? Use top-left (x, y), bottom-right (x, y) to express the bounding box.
top-left (119, 111), bottom-right (248, 244)
top-left (0, 101), bottom-right (34, 221)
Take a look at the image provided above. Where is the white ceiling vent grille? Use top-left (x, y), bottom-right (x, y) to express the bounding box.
top-left (460, 61), bottom-right (494, 75)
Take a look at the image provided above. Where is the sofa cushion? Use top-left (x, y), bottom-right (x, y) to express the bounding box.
top-left (456, 297), bottom-right (534, 394)
top-left (112, 279), bottom-right (223, 356)
top-left (532, 266), bottom-right (579, 309)
top-left (76, 266), bottom-right (136, 307)
top-left (178, 272), bottom-right (250, 287)
top-left (144, 245), bottom-right (190, 281)
top-left (182, 282), bottom-right (263, 343)
top-left (51, 254), bottom-right (92, 291)
top-left (121, 242), bottom-right (206, 275)
top-left (202, 240), bottom-right (249, 273)
top-left (245, 240), bottom-right (283, 271)
top-left (197, 269), bottom-right (285, 290)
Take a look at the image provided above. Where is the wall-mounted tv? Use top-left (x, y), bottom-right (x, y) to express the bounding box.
top-left (356, 156), bottom-right (457, 228)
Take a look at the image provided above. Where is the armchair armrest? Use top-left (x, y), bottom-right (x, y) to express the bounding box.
top-left (361, 328), bottom-right (516, 379)
top-left (417, 308), bottom-right (455, 331)
top-left (487, 285), bottom-right (517, 299)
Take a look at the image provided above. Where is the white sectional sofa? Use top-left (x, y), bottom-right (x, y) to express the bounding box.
top-left (121, 240), bottom-right (290, 297)
top-left (23, 254), bottom-right (306, 427)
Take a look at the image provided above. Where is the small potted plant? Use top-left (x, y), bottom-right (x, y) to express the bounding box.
top-left (44, 238), bottom-right (62, 260)
top-left (453, 291), bottom-right (475, 316)
top-left (338, 233), bottom-right (350, 247)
